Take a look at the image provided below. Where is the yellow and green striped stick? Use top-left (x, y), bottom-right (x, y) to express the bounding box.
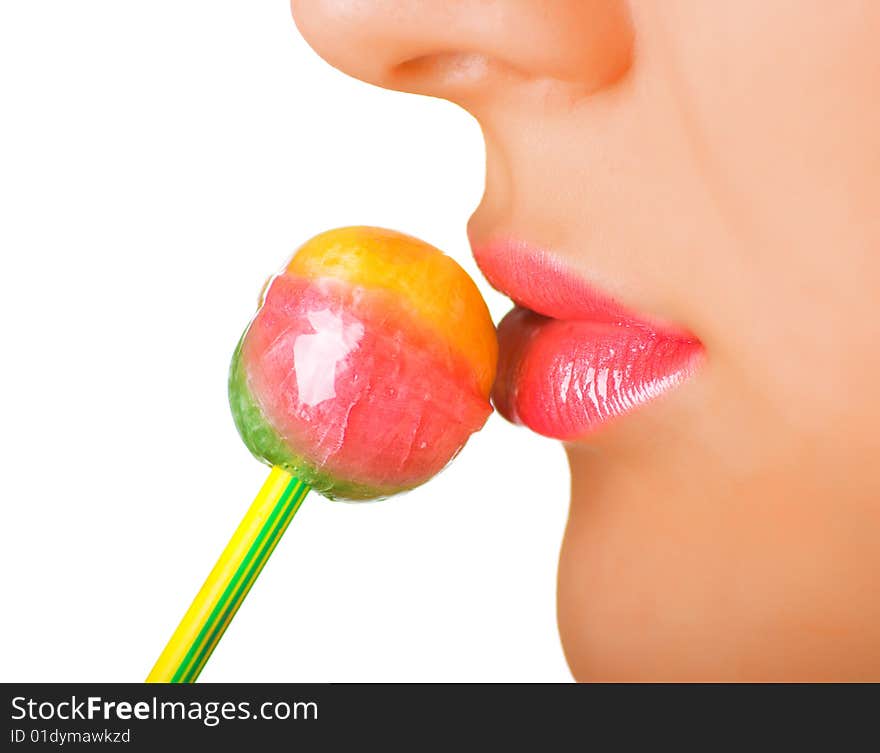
top-left (146, 467), bottom-right (309, 683)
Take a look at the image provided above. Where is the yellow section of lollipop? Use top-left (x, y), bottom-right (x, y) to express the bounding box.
top-left (284, 226), bottom-right (498, 396)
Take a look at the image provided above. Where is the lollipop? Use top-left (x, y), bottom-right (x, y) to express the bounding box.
top-left (147, 227), bottom-right (497, 682)
top-left (231, 226), bottom-right (496, 500)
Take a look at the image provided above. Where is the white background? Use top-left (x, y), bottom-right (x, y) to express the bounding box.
top-left (0, 1), bottom-right (571, 682)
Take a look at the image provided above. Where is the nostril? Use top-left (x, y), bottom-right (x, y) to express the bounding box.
top-left (390, 51), bottom-right (535, 100)
top-left (392, 52), bottom-right (504, 91)
top-left (395, 52), bottom-right (490, 84)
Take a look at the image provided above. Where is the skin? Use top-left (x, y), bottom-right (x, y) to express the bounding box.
top-left (290, 0), bottom-right (880, 680)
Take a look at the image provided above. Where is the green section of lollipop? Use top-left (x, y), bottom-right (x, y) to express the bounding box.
top-left (228, 333), bottom-right (399, 502)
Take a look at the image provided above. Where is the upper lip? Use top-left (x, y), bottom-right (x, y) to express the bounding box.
top-left (470, 235), bottom-right (694, 337)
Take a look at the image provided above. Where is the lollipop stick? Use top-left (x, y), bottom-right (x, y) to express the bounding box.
top-left (146, 466), bottom-right (309, 683)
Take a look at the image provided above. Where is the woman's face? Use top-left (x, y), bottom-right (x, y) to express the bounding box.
top-left (291, 0), bottom-right (880, 680)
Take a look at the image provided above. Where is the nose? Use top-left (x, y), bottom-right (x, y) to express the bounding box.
top-left (290, 0), bottom-right (634, 104)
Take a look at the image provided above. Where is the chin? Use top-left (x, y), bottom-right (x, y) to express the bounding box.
top-left (556, 451), bottom-right (880, 683)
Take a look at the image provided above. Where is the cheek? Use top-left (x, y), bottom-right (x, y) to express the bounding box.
top-left (556, 466), bottom-right (880, 682)
top-left (652, 0), bottom-right (880, 219)
top-left (633, 2), bottom-right (880, 481)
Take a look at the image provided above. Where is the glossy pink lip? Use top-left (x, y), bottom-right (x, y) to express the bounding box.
top-left (472, 239), bottom-right (703, 440)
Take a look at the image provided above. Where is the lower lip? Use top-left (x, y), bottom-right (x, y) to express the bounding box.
top-left (493, 306), bottom-right (702, 440)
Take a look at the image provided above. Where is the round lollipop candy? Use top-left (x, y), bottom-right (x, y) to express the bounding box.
top-left (147, 227), bottom-right (497, 682)
top-left (231, 226), bottom-right (497, 500)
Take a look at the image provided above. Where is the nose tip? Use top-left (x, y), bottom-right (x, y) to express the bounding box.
top-left (291, 0), bottom-right (409, 91)
top-left (291, 0), bottom-right (634, 102)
